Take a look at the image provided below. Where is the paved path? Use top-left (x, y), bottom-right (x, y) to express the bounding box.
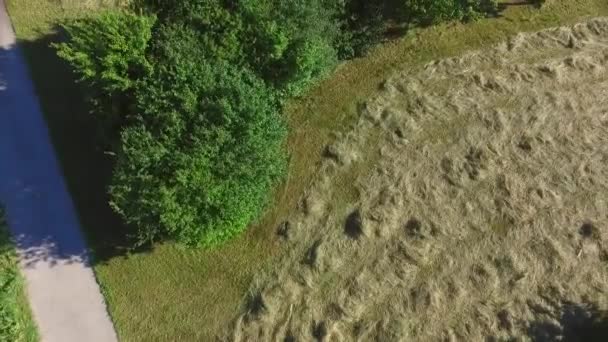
top-left (0, 1), bottom-right (118, 341)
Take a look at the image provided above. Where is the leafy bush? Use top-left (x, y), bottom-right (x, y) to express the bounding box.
top-left (55, 11), bottom-right (154, 93)
top-left (240, 0), bottom-right (340, 96)
top-left (274, 36), bottom-right (338, 96)
top-left (148, 0), bottom-right (245, 65)
top-left (403, 0), bottom-right (497, 25)
top-left (55, 11), bottom-right (155, 135)
top-left (109, 59), bottom-right (287, 246)
top-left (336, 0), bottom-right (386, 58)
top-left (55, 0), bottom-right (345, 247)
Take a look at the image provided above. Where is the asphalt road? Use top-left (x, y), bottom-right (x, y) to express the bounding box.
top-left (0, 1), bottom-right (118, 341)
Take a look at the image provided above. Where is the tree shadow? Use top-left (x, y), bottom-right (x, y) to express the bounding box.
top-left (528, 302), bottom-right (608, 342)
top-left (0, 25), bottom-right (151, 268)
top-left (497, 0), bottom-right (543, 12)
top-left (380, 0), bottom-right (524, 38)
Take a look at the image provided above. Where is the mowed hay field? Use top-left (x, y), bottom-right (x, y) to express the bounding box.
top-left (232, 18), bottom-right (608, 341)
top-left (5, 0), bottom-right (608, 340)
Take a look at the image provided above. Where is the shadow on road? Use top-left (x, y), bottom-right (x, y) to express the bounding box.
top-left (0, 27), bottom-right (151, 268)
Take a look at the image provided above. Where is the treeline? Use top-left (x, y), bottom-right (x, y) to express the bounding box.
top-left (55, 0), bottom-right (498, 247)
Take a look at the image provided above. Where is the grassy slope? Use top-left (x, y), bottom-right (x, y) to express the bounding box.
top-left (6, 0), bottom-right (608, 340)
top-left (0, 209), bottom-right (38, 342)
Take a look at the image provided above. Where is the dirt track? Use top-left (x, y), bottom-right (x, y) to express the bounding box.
top-left (230, 18), bottom-right (608, 341)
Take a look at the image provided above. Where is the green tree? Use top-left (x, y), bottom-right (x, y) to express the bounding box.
top-left (54, 11), bottom-right (156, 138)
top-left (147, 0), bottom-right (245, 65)
top-left (109, 59), bottom-right (287, 246)
top-left (240, 0), bottom-right (340, 96)
top-left (335, 0), bottom-right (386, 58)
top-left (403, 0), bottom-right (497, 25)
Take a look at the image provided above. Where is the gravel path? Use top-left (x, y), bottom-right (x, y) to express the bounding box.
top-left (0, 1), bottom-right (118, 341)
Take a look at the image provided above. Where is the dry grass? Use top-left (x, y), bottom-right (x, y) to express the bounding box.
top-left (5, 0), bottom-right (608, 340)
top-left (232, 18), bottom-right (608, 341)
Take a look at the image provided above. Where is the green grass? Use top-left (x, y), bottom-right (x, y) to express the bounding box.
top-left (5, 0), bottom-right (608, 340)
top-left (0, 209), bottom-right (38, 342)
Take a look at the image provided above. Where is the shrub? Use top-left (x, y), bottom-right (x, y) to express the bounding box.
top-left (336, 0), bottom-right (386, 58)
top-left (109, 59), bottom-right (287, 246)
top-left (147, 0), bottom-right (340, 96)
top-left (240, 0), bottom-right (340, 96)
top-left (403, 0), bottom-right (497, 25)
top-left (273, 36), bottom-right (338, 96)
top-left (55, 11), bottom-right (155, 93)
top-left (147, 0), bottom-right (245, 65)
top-left (54, 11), bottom-right (156, 136)
top-left (57, 1), bottom-right (344, 247)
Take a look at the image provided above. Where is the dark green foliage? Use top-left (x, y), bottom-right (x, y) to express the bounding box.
top-left (336, 0), bottom-right (386, 58)
top-left (403, 0), bottom-right (498, 25)
top-left (54, 11), bottom-right (155, 138)
top-left (109, 60), bottom-right (287, 246)
top-left (147, 0), bottom-right (340, 96)
top-left (271, 36), bottom-right (337, 96)
top-left (478, 0), bottom-right (500, 15)
top-left (240, 0), bottom-right (340, 96)
top-left (148, 0), bottom-right (245, 65)
top-left (336, 0), bottom-right (499, 58)
top-left (55, 11), bottom-right (155, 93)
